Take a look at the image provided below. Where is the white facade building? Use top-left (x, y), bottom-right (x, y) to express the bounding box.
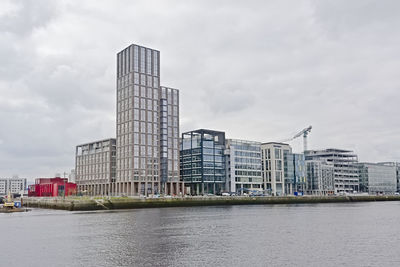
top-left (306, 160), bottom-right (335, 195)
top-left (305, 149), bottom-right (359, 194)
top-left (261, 142), bottom-right (292, 196)
top-left (0, 178), bottom-right (27, 195)
top-left (225, 139), bottom-right (262, 194)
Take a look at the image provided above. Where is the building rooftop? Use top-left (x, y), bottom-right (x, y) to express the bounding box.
top-left (182, 129), bottom-right (226, 135)
top-left (76, 138), bottom-right (116, 148)
top-left (261, 142), bottom-right (290, 146)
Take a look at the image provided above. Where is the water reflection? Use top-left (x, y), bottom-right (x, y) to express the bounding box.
top-left (1, 202), bottom-right (400, 266)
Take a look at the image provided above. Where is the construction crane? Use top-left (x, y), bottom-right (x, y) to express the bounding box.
top-left (281, 126), bottom-right (312, 152)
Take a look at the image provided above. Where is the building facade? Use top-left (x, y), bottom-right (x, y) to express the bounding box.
top-left (181, 129), bottom-right (226, 195)
top-left (159, 86), bottom-right (181, 194)
top-left (305, 149), bottom-right (359, 194)
top-left (115, 44), bottom-right (182, 196)
top-left (28, 177), bottom-right (77, 197)
top-left (261, 142), bottom-right (292, 196)
top-left (0, 177), bottom-right (27, 195)
top-left (358, 163), bottom-right (397, 194)
top-left (377, 162), bottom-right (400, 192)
top-left (75, 138), bottom-right (116, 195)
top-left (225, 139), bottom-right (262, 194)
top-left (306, 160), bottom-right (335, 195)
top-left (285, 153), bottom-right (306, 194)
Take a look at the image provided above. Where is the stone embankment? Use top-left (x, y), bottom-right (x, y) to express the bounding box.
top-left (23, 195), bottom-right (400, 211)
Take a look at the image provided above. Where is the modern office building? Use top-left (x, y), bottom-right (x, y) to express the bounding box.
top-left (305, 149), bottom-right (359, 194)
top-left (285, 153), bottom-right (306, 194)
top-left (377, 162), bottom-right (400, 192)
top-left (115, 44), bottom-right (183, 196)
top-left (358, 163), bottom-right (397, 194)
top-left (181, 129), bottom-right (226, 195)
top-left (75, 138), bottom-right (116, 195)
top-left (306, 160), bottom-right (335, 195)
top-left (0, 177), bottom-right (27, 195)
top-left (225, 139), bottom-right (262, 194)
top-left (261, 142), bottom-right (292, 196)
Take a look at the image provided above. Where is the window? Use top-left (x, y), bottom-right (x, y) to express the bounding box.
top-left (140, 47), bottom-right (145, 72)
top-left (153, 52), bottom-right (158, 76)
top-left (134, 73), bottom-right (139, 84)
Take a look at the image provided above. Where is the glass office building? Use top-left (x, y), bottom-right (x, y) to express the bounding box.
top-left (181, 129), bottom-right (226, 195)
top-left (284, 153), bottom-right (306, 194)
top-left (358, 162), bottom-right (397, 194)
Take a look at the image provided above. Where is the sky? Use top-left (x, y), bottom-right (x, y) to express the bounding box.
top-left (0, 0), bottom-right (399, 180)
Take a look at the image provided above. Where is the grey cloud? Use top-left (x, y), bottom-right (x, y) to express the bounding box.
top-left (0, 0), bottom-right (400, 180)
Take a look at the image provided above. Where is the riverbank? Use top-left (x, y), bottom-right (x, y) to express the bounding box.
top-left (23, 195), bottom-right (400, 211)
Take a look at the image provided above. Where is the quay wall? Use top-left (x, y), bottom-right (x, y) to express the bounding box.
top-left (23, 195), bottom-right (400, 211)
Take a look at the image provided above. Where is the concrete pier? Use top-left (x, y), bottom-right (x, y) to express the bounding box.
top-left (23, 195), bottom-right (400, 211)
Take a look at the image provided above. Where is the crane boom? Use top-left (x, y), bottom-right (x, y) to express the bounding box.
top-left (280, 126), bottom-right (312, 152)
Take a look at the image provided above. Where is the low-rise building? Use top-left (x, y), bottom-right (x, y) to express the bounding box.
top-left (181, 129), bottom-right (226, 195)
top-left (358, 163), bottom-right (397, 195)
top-left (28, 177), bottom-right (77, 197)
top-left (75, 138), bottom-right (116, 195)
top-left (305, 149), bottom-right (359, 194)
top-left (0, 177), bottom-right (27, 195)
top-left (377, 162), bottom-right (400, 192)
top-left (306, 160), bottom-right (335, 195)
top-left (225, 139), bottom-right (262, 194)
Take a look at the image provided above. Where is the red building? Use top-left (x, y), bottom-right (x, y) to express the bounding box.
top-left (28, 177), bottom-right (77, 197)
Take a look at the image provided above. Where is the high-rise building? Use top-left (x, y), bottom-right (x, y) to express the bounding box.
top-left (225, 139), bottom-right (262, 194)
top-left (115, 44), bottom-right (182, 196)
top-left (159, 86), bottom-right (181, 194)
top-left (181, 129), bottom-right (226, 195)
top-left (305, 149), bottom-right (359, 194)
top-left (75, 138), bottom-right (116, 195)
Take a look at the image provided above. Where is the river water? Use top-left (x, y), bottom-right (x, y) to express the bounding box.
top-left (1, 202), bottom-right (400, 267)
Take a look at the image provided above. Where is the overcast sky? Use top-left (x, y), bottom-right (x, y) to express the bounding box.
top-left (1, 0), bottom-right (399, 180)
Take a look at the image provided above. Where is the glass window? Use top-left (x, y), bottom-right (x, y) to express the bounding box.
top-left (153, 77), bottom-right (159, 88)
top-left (134, 73), bottom-right (139, 84)
top-left (140, 47), bottom-right (145, 73)
top-left (134, 46), bottom-right (139, 72)
top-left (146, 49), bottom-right (152, 75)
top-left (140, 74), bottom-right (146, 86)
top-left (153, 51), bottom-right (158, 76)
top-left (147, 87), bottom-right (152, 98)
top-left (141, 110), bottom-right (146, 121)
